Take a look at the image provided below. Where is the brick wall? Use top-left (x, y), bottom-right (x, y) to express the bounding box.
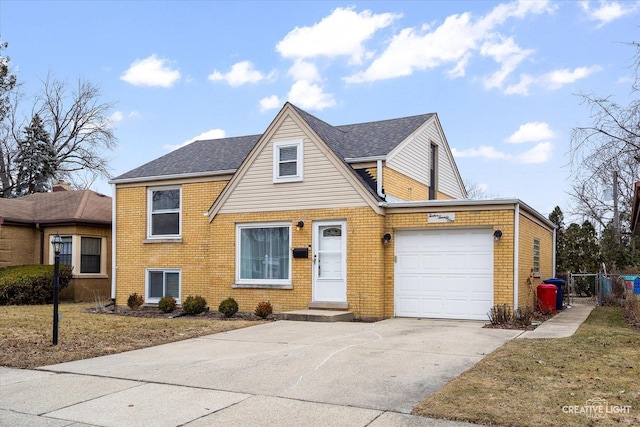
top-left (0, 225), bottom-right (39, 266)
top-left (366, 166), bottom-right (458, 201)
top-left (384, 208), bottom-right (515, 317)
top-left (518, 214), bottom-right (554, 310)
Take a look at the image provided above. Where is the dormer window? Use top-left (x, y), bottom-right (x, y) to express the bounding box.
top-left (273, 140), bottom-right (303, 183)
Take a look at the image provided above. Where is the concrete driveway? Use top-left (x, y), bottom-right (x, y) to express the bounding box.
top-left (1, 318), bottom-right (522, 426)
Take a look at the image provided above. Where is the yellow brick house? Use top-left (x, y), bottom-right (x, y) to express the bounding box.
top-left (110, 103), bottom-right (555, 320)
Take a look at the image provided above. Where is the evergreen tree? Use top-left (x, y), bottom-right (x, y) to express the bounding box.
top-left (548, 206), bottom-right (567, 274)
top-left (14, 114), bottom-right (56, 195)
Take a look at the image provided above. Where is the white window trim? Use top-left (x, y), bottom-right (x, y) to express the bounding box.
top-left (145, 268), bottom-right (181, 304)
top-left (273, 139), bottom-right (303, 183)
top-left (235, 222), bottom-right (292, 288)
top-left (49, 235), bottom-right (108, 278)
top-left (147, 186), bottom-right (182, 239)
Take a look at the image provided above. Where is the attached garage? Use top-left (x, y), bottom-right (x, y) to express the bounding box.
top-left (394, 228), bottom-right (494, 320)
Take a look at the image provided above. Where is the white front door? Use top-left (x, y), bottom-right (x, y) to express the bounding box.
top-left (313, 221), bottom-right (347, 302)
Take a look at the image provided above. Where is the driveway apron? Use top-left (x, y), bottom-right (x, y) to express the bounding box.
top-left (36, 318), bottom-right (519, 415)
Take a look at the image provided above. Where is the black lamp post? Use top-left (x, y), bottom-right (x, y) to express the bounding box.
top-left (52, 232), bottom-right (62, 345)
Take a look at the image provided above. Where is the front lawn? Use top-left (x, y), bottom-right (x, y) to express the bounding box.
top-left (413, 306), bottom-right (640, 426)
top-left (0, 303), bottom-right (260, 369)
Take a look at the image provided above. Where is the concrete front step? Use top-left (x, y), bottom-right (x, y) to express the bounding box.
top-left (281, 309), bottom-right (354, 322)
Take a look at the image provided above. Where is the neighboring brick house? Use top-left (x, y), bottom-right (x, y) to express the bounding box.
top-left (110, 103), bottom-right (555, 320)
top-left (0, 184), bottom-right (112, 301)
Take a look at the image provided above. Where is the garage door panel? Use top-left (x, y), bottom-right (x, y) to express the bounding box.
top-left (395, 229), bottom-right (494, 320)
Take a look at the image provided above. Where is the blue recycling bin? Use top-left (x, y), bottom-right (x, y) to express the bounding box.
top-left (634, 278), bottom-right (640, 295)
top-left (543, 278), bottom-right (565, 311)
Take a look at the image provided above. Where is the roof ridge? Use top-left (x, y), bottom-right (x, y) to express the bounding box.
top-left (336, 112), bottom-right (435, 129)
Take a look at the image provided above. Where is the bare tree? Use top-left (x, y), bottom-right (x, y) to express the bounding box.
top-left (0, 73), bottom-right (116, 197)
top-left (569, 41), bottom-right (640, 232)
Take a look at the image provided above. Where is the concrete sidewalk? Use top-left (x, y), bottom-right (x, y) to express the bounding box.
top-left (518, 303), bottom-right (595, 339)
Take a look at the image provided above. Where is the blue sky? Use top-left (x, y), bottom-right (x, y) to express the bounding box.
top-left (2, 0), bottom-right (639, 219)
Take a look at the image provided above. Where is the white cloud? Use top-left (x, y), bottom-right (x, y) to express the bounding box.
top-left (516, 141), bottom-right (553, 163)
top-left (542, 66), bottom-right (602, 89)
top-left (506, 122), bottom-right (555, 143)
top-left (121, 55), bottom-right (181, 88)
top-left (287, 81), bottom-right (336, 111)
top-left (451, 145), bottom-right (510, 160)
top-left (505, 65), bottom-right (601, 95)
top-left (109, 111), bottom-right (124, 124)
top-left (580, 1), bottom-right (638, 28)
top-left (260, 95), bottom-right (281, 112)
top-left (208, 60), bottom-right (273, 86)
top-left (276, 6), bottom-right (400, 64)
top-left (288, 59), bottom-right (321, 82)
top-left (481, 36), bottom-right (534, 89)
top-left (165, 128), bottom-right (226, 151)
top-left (346, 1), bottom-right (554, 84)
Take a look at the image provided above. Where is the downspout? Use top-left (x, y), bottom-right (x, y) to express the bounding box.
top-left (513, 203), bottom-right (520, 310)
top-left (552, 227), bottom-right (557, 277)
top-left (376, 160), bottom-right (385, 199)
top-left (110, 183), bottom-right (116, 302)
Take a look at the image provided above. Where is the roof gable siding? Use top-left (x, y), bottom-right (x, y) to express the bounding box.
top-left (218, 113), bottom-right (370, 214)
top-left (387, 116), bottom-right (465, 199)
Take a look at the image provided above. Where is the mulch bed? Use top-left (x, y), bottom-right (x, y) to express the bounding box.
top-left (88, 305), bottom-right (280, 321)
top-left (483, 310), bottom-right (556, 330)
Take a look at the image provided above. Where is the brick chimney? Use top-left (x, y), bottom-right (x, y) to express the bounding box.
top-left (52, 180), bottom-right (71, 192)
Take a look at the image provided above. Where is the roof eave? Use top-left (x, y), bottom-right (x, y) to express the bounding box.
top-left (344, 156), bottom-right (387, 163)
top-left (380, 198), bottom-right (556, 229)
top-left (109, 169), bottom-right (237, 185)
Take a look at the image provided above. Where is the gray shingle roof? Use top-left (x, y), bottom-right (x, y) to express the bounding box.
top-left (112, 104), bottom-right (434, 181)
top-left (113, 135), bottom-right (261, 181)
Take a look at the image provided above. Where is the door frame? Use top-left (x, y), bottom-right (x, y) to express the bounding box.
top-left (312, 220), bottom-right (347, 303)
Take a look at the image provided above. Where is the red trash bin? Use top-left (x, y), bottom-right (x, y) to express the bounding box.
top-left (537, 284), bottom-right (557, 314)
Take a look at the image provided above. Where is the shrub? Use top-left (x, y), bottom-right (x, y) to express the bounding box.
top-left (218, 297), bottom-right (238, 318)
top-left (158, 296), bottom-right (177, 313)
top-left (514, 306), bottom-right (533, 326)
top-left (127, 292), bottom-right (144, 310)
top-left (0, 264), bottom-right (73, 305)
top-left (183, 295), bottom-right (208, 315)
top-left (488, 304), bottom-right (512, 326)
top-left (625, 295), bottom-right (640, 329)
top-left (254, 301), bottom-right (273, 319)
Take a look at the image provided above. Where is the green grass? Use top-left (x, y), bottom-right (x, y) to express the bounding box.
top-left (413, 306), bottom-right (640, 426)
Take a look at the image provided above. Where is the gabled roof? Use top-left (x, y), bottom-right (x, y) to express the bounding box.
top-left (114, 134), bottom-right (261, 181)
top-left (111, 104), bottom-right (436, 183)
top-left (0, 190), bottom-right (112, 227)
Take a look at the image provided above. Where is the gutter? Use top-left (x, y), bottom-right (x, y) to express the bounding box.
top-left (378, 198), bottom-right (555, 230)
top-left (108, 169), bottom-right (236, 185)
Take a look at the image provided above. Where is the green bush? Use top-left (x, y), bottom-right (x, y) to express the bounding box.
top-left (254, 301), bottom-right (273, 319)
top-left (0, 264), bottom-right (73, 305)
top-left (127, 292), bottom-right (144, 310)
top-left (158, 296), bottom-right (177, 313)
top-left (182, 295), bottom-right (207, 315)
top-left (218, 297), bottom-right (238, 318)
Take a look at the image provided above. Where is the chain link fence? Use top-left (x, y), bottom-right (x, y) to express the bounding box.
top-left (568, 273), bottom-right (637, 306)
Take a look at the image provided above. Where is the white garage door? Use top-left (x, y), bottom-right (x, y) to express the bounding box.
top-left (395, 229), bottom-right (494, 320)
